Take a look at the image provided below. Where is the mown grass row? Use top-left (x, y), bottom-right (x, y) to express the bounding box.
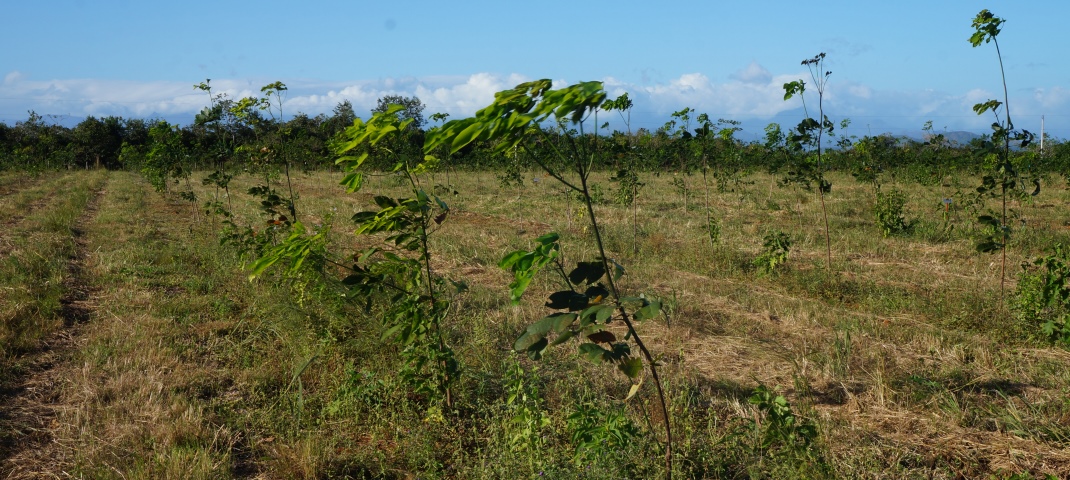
top-left (0, 170), bottom-right (105, 367)
top-left (0, 171), bottom-right (73, 225)
top-left (0, 170), bottom-right (106, 469)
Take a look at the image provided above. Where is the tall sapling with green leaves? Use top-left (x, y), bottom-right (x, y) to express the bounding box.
top-left (250, 103), bottom-right (459, 409)
top-left (603, 93), bottom-right (644, 252)
top-left (429, 80), bottom-right (675, 478)
top-left (968, 9), bottom-right (1038, 305)
top-left (783, 53), bottom-right (835, 270)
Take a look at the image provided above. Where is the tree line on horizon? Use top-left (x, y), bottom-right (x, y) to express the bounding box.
top-left (1, 94), bottom-right (1067, 185)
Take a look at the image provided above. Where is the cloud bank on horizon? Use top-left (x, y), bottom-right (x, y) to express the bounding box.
top-left (3, 62), bottom-right (1068, 139)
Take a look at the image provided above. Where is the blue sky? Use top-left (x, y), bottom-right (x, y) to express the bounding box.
top-left (2, 0), bottom-right (1067, 139)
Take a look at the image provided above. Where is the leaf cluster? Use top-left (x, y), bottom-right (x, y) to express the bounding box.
top-left (505, 234), bottom-right (658, 384)
top-left (747, 385), bottom-right (818, 451)
top-left (566, 403), bottom-right (641, 464)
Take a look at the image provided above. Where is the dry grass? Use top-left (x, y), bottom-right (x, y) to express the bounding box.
top-left (2, 168), bottom-right (1069, 478)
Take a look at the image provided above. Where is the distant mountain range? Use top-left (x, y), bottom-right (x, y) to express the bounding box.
top-left (921, 131), bottom-right (981, 145)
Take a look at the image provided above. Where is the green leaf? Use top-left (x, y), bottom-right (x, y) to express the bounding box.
top-left (525, 337), bottom-right (549, 360)
top-left (536, 232), bottom-right (560, 244)
top-left (499, 250), bottom-right (527, 269)
top-left (550, 329), bottom-right (576, 346)
top-left (508, 276), bottom-right (534, 304)
top-left (340, 172), bottom-right (364, 193)
top-left (634, 300), bottom-right (662, 321)
top-left (351, 211), bottom-right (377, 224)
top-left (374, 196), bottom-right (398, 208)
top-left (596, 305), bottom-right (614, 323)
top-left (514, 329), bottom-right (545, 353)
top-left (247, 254), bottom-right (279, 281)
top-left (579, 303), bottom-right (613, 326)
top-left (610, 258), bottom-right (626, 281)
top-left (551, 312), bottom-right (578, 334)
top-left (514, 313), bottom-right (575, 353)
top-left (382, 322), bottom-right (404, 341)
top-left (972, 99), bottom-right (1002, 116)
top-left (451, 121), bottom-right (484, 154)
top-left (578, 343), bottom-right (610, 364)
top-left (335, 152), bottom-right (369, 167)
top-left (500, 232), bottom-right (560, 303)
top-left (782, 80), bottom-right (805, 100)
top-left (618, 357), bottom-right (643, 378)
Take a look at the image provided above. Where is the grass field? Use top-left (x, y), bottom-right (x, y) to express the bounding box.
top-left (2, 168), bottom-right (1070, 479)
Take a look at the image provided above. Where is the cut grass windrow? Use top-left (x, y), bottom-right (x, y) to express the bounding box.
top-left (0, 170), bottom-right (106, 472)
top-left (0, 170), bottom-right (106, 360)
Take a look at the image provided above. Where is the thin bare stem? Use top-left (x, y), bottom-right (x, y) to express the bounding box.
top-left (994, 37), bottom-right (1010, 307)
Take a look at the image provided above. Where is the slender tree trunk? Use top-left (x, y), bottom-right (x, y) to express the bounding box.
top-left (703, 159), bottom-right (713, 247)
top-left (580, 170), bottom-right (672, 479)
top-left (632, 181), bottom-right (638, 254)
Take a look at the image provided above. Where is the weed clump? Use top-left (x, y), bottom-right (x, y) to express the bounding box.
top-left (753, 231), bottom-right (792, 276)
top-left (874, 188), bottom-right (913, 237)
top-left (1012, 244), bottom-right (1070, 345)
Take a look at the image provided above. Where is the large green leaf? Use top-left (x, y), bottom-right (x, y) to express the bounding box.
top-left (514, 313), bottom-right (575, 353)
top-left (500, 233), bottom-right (560, 303)
top-left (340, 172), bottom-right (364, 193)
top-left (535, 232), bottom-right (560, 244)
top-left (579, 303), bottom-right (613, 327)
top-left (551, 312), bottom-right (579, 334)
top-left (579, 343), bottom-right (610, 364)
top-left (499, 251), bottom-right (526, 269)
top-left (524, 338), bottom-right (549, 360)
top-left (450, 121), bottom-right (484, 154)
top-left (634, 300), bottom-right (662, 321)
top-left (550, 329), bottom-right (577, 346)
top-left (618, 357), bottom-right (643, 378)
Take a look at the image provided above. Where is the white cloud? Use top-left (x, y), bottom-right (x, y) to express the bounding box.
top-left (962, 88), bottom-right (995, 106)
top-left (730, 62), bottom-right (773, 85)
top-left (2, 66), bottom-right (1068, 138)
top-left (845, 83), bottom-right (872, 100)
top-left (1032, 87), bottom-right (1070, 110)
top-left (280, 73), bottom-right (532, 120)
top-left (4, 71), bottom-right (25, 85)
